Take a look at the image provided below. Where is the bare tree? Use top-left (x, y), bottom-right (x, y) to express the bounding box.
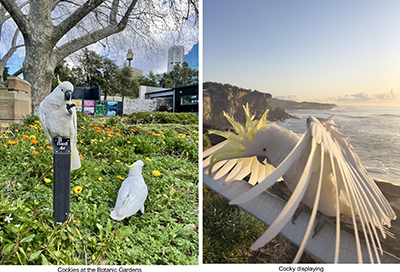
top-left (0, 0), bottom-right (198, 113)
top-left (0, 3), bottom-right (25, 82)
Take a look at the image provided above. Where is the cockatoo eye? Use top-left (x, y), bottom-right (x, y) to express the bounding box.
top-left (263, 148), bottom-right (267, 152)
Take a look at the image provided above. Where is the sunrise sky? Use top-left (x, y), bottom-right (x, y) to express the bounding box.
top-left (203, 0), bottom-right (400, 107)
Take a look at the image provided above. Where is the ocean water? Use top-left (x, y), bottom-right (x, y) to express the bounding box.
top-left (274, 106), bottom-right (400, 186)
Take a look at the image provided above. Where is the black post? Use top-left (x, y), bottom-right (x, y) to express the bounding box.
top-left (53, 136), bottom-right (71, 223)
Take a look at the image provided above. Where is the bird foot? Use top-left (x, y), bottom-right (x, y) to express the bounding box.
top-left (312, 213), bottom-right (335, 238)
top-left (66, 103), bottom-right (76, 115)
top-left (291, 203), bottom-right (310, 225)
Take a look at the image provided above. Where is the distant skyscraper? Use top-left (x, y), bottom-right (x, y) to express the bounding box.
top-left (167, 45), bottom-right (184, 72)
top-left (183, 43), bottom-right (199, 69)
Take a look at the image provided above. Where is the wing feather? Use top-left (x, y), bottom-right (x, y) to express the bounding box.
top-left (249, 142), bottom-right (318, 251)
top-left (293, 142), bottom-right (327, 263)
top-left (230, 130), bottom-right (311, 205)
top-left (204, 141), bottom-right (276, 185)
top-left (203, 140), bottom-right (229, 158)
top-left (38, 104), bottom-right (52, 143)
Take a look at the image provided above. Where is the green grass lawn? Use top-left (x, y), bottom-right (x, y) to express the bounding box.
top-left (0, 112), bottom-right (199, 265)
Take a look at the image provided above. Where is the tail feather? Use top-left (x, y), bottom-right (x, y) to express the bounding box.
top-left (71, 144), bottom-right (81, 171)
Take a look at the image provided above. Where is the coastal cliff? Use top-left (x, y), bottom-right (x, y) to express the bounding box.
top-left (203, 82), bottom-right (336, 129)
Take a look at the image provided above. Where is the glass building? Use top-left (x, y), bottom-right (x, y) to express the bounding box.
top-left (183, 43), bottom-right (199, 69)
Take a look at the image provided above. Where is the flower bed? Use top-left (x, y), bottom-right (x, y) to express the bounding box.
top-left (0, 112), bottom-right (199, 265)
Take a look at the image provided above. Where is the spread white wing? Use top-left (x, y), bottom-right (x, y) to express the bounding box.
top-left (205, 116), bottom-right (396, 263)
top-left (203, 140), bottom-right (276, 185)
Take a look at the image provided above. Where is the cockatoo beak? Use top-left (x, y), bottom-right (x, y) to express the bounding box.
top-left (64, 90), bottom-right (72, 101)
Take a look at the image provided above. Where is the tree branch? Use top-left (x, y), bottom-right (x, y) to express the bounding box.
top-left (53, 24), bottom-right (118, 64)
top-left (0, 0), bottom-right (29, 33)
top-left (53, 0), bottom-right (139, 64)
top-left (110, 0), bottom-right (119, 25)
top-left (1, 29), bottom-right (21, 67)
top-left (52, 0), bottom-right (105, 44)
top-left (11, 68), bottom-right (23, 77)
top-left (117, 0), bottom-right (138, 29)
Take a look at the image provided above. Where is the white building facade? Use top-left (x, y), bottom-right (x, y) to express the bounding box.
top-left (167, 45), bottom-right (184, 72)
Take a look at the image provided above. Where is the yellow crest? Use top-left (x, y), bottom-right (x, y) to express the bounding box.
top-left (57, 75), bottom-right (62, 85)
top-left (208, 104), bottom-right (269, 175)
top-left (209, 103), bottom-right (269, 144)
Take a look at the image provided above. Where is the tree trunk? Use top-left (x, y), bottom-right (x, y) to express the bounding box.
top-left (22, 21), bottom-right (57, 115)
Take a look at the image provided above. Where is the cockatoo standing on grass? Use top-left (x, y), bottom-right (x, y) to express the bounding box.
top-left (38, 81), bottom-right (81, 171)
top-left (110, 160), bottom-right (148, 221)
top-left (203, 104), bottom-right (396, 263)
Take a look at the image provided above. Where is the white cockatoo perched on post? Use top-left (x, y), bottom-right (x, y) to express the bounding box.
top-left (110, 160), bottom-right (148, 221)
top-left (38, 80), bottom-right (81, 171)
top-left (203, 104), bottom-right (396, 263)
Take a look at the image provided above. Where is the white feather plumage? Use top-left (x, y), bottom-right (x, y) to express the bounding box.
top-left (110, 160), bottom-right (148, 221)
top-left (204, 105), bottom-right (396, 263)
top-left (38, 81), bottom-right (81, 171)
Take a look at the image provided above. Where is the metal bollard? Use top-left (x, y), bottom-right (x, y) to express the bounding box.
top-left (52, 136), bottom-right (71, 223)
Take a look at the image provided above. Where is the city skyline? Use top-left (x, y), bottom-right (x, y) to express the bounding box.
top-left (203, 0), bottom-right (400, 107)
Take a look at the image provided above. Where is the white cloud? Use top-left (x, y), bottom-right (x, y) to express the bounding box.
top-left (274, 95), bottom-right (303, 102)
top-left (328, 90), bottom-right (400, 102)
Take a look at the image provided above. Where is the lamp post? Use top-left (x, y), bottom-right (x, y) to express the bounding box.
top-left (127, 49), bottom-right (133, 67)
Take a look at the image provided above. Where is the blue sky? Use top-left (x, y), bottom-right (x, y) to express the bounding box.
top-left (203, 0), bottom-right (400, 106)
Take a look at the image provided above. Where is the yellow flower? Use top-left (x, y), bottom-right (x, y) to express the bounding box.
top-left (132, 144), bottom-right (137, 147)
top-left (152, 170), bottom-right (161, 177)
top-left (145, 157), bottom-right (151, 162)
top-left (7, 141), bottom-right (15, 145)
top-left (30, 135), bottom-right (36, 139)
top-left (117, 176), bottom-right (125, 181)
top-left (74, 186), bottom-right (83, 193)
top-left (98, 177), bottom-right (102, 181)
top-left (44, 178), bottom-right (51, 183)
top-left (162, 141), bottom-right (166, 145)
top-left (115, 160), bottom-right (120, 163)
top-left (51, 169), bottom-right (54, 173)
top-left (127, 141), bottom-right (131, 144)
top-left (81, 126), bottom-right (85, 129)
